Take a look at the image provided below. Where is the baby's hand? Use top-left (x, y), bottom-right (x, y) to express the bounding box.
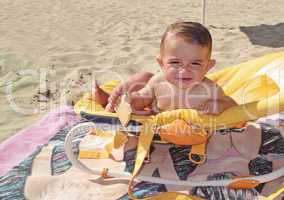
top-left (105, 85), bottom-right (124, 112)
top-left (126, 92), bottom-right (153, 115)
top-left (198, 100), bottom-right (224, 115)
top-left (105, 72), bottom-right (154, 112)
top-left (105, 86), bottom-right (152, 115)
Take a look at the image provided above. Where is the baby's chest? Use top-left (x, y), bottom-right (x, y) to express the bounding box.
top-left (154, 86), bottom-right (208, 111)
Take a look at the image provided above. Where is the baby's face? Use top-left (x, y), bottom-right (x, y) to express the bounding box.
top-left (158, 34), bottom-right (214, 89)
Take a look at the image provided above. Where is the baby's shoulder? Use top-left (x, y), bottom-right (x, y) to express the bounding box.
top-left (148, 74), bottom-right (166, 85)
top-left (203, 77), bottom-right (220, 88)
top-left (196, 78), bottom-right (224, 96)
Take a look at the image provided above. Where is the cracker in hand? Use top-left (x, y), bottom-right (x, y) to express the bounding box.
top-left (115, 94), bottom-right (132, 127)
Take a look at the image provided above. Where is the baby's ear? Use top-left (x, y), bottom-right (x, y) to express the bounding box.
top-left (156, 55), bottom-right (163, 68)
top-left (206, 59), bottom-right (216, 71)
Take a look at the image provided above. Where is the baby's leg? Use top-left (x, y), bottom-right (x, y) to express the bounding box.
top-left (232, 122), bottom-right (284, 161)
top-left (206, 133), bottom-right (232, 160)
top-left (231, 122), bottom-right (262, 160)
top-left (92, 82), bottom-right (110, 107)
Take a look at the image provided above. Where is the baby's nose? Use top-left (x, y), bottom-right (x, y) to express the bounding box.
top-left (179, 67), bottom-right (191, 74)
top-left (177, 69), bottom-right (191, 78)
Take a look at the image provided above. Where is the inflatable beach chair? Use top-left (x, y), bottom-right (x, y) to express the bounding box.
top-left (65, 52), bottom-right (284, 199)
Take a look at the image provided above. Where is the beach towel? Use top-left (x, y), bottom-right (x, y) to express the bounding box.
top-left (0, 119), bottom-right (283, 199)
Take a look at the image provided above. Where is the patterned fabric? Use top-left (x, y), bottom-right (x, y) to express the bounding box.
top-left (117, 169), bottom-right (167, 200)
top-left (168, 145), bottom-right (197, 181)
top-left (249, 156), bottom-right (273, 192)
top-left (0, 122), bottom-right (83, 200)
top-left (123, 146), bottom-right (155, 173)
top-left (0, 106), bottom-right (80, 176)
top-left (0, 147), bottom-right (41, 200)
top-left (192, 172), bottom-right (259, 200)
top-left (259, 123), bottom-right (284, 155)
top-left (49, 122), bottom-right (84, 175)
top-left (0, 122), bottom-right (283, 200)
top-left (249, 123), bottom-right (284, 193)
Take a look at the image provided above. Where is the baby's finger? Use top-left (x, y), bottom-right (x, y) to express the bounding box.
top-left (198, 109), bottom-right (207, 115)
top-left (108, 93), bottom-right (121, 104)
top-left (197, 103), bottom-right (207, 114)
top-left (132, 109), bottom-right (152, 116)
top-left (109, 87), bottom-right (124, 104)
top-left (108, 94), bottom-right (115, 103)
top-left (203, 108), bottom-right (210, 114)
top-left (203, 105), bottom-right (211, 114)
top-left (208, 104), bottom-right (221, 115)
top-left (105, 103), bottom-right (112, 112)
top-left (105, 103), bottom-right (115, 112)
top-left (91, 82), bottom-right (99, 95)
top-left (212, 108), bottom-right (221, 115)
top-left (113, 85), bottom-right (123, 96)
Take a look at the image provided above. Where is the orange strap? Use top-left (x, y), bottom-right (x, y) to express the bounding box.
top-left (229, 178), bottom-right (261, 189)
top-left (188, 142), bottom-right (206, 165)
top-left (100, 168), bottom-right (111, 179)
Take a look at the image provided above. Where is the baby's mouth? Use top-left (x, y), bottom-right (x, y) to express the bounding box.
top-left (177, 77), bottom-right (193, 82)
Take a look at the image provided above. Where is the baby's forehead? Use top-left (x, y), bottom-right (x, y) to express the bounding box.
top-left (164, 33), bottom-right (207, 52)
top-left (164, 32), bottom-right (183, 44)
top-left (163, 34), bottom-right (211, 57)
top-left (160, 32), bottom-right (211, 59)
top-left (165, 32), bottom-right (201, 47)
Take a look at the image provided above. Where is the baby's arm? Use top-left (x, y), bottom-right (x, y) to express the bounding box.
top-left (105, 72), bottom-right (154, 112)
top-left (214, 94), bottom-right (238, 114)
top-left (199, 83), bottom-right (237, 115)
top-left (128, 77), bottom-right (156, 115)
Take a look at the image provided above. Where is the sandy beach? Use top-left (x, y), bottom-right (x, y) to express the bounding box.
top-left (0, 0), bottom-right (284, 142)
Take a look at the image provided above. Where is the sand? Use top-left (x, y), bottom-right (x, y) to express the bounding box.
top-left (0, 0), bottom-right (284, 142)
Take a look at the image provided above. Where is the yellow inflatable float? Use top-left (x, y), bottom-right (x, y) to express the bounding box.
top-left (66, 52), bottom-right (284, 199)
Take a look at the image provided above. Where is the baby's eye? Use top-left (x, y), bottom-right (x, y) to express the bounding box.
top-left (168, 61), bottom-right (180, 64)
top-left (191, 62), bottom-right (201, 67)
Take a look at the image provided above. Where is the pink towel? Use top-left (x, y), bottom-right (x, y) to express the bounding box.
top-left (0, 106), bottom-right (80, 176)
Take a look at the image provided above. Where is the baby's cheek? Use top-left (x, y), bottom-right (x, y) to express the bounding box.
top-left (195, 71), bottom-right (206, 81)
top-left (165, 68), bottom-right (177, 80)
top-left (167, 67), bottom-right (177, 75)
